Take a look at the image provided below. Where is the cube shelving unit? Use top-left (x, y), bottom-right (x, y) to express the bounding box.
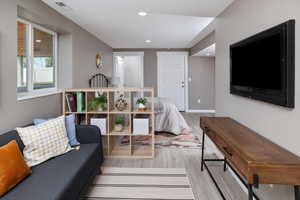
top-left (63, 88), bottom-right (155, 159)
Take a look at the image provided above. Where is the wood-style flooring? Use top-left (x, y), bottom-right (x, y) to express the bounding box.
top-left (87, 113), bottom-right (247, 200)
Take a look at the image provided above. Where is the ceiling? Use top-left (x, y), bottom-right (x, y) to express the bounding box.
top-left (42, 0), bottom-right (233, 48)
top-left (194, 43), bottom-right (216, 57)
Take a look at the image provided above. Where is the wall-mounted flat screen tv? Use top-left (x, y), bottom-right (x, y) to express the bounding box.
top-left (230, 20), bottom-right (295, 108)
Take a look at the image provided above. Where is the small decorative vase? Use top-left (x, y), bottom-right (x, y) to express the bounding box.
top-left (115, 124), bottom-right (123, 132)
top-left (115, 95), bottom-right (128, 111)
top-left (97, 105), bottom-right (103, 112)
top-left (97, 104), bottom-right (106, 112)
top-left (138, 103), bottom-right (146, 111)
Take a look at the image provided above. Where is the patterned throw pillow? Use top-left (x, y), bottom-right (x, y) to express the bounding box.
top-left (33, 114), bottom-right (80, 147)
top-left (16, 116), bottom-right (71, 167)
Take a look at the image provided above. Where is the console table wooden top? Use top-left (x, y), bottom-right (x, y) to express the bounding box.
top-left (200, 117), bottom-right (300, 185)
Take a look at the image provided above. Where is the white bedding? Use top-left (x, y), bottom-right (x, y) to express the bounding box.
top-left (154, 97), bottom-right (190, 135)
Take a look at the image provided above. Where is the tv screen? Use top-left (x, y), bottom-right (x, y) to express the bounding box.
top-left (230, 20), bottom-right (295, 108)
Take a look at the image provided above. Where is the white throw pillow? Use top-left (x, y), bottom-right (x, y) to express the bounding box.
top-left (16, 116), bottom-right (72, 167)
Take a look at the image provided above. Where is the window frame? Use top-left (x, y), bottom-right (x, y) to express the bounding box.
top-left (17, 18), bottom-right (58, 100)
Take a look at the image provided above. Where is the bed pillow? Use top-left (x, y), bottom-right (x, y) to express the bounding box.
top-left (0, 140), bottom-right (32, 197)
top-left (33, 114), bottom-right (80, 147)
top-left (16, 116), bottom-right (72, 167)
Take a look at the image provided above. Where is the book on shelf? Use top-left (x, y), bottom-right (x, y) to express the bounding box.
top-left (76, 92), bottom-right (85, 112)
top-left (65, 93), bottom-right (77, 112)
top-left (65, 95), bottom-right (71, 112)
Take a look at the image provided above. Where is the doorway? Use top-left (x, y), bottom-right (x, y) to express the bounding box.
top-left (157, 52), bottom-right (188, 111)
top-left (113, 52), bottom-right (144, 88)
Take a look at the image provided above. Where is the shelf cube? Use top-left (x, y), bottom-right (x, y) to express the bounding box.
top-left (133, 118), bottom-right (149, 135)
top-left (90, 118), bottom-right (107, 135)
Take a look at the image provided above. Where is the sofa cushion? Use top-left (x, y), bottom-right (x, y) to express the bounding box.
top-left (1, 144), bottom-right (101, 200)
top-left (0, 140), bottom-right (32, 197)
top-left (16, 116), bottom-right (72, 167)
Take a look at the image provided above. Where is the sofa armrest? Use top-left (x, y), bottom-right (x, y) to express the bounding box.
top-left (76, 125), bottom-right (102, 144)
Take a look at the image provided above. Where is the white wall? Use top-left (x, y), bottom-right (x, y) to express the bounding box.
top-left (214, 0), bottom-right (300, 199)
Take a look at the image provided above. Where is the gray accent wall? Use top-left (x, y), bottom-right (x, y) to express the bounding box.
top-left (212, 0), bottom-right (300, 199)
top-left (188, 57), bottom-right (215, 110)
top-left (0, 0), bottom-right (112, 133)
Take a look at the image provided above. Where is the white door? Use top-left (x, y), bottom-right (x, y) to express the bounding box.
top-left (157, 52), bottom-right (187, 111)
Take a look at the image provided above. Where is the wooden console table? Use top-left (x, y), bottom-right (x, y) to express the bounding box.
top-left (200, 117), bottom-right (300, 200)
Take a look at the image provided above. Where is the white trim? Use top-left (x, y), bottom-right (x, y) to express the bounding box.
top-left (28, 21), bottom-right (34, 92)
top-left (31, 23), bottom-right (57, 36)
top-left (157, 51), bottom-right (189, 56)
top-left (187, 109), bottom-right (216, 113)
top-left (113, 52), bottom-right (144, 88)
top-left (114, 51), bottom-right (144, 56)
top-left (157, 51), bottom-right (189, 111)
top-left (17, 89), bottom-right (62, 101)
top-left (140, 54), bottom-right (144, 88)
top-left (184, 54), bottom-right (189, 112)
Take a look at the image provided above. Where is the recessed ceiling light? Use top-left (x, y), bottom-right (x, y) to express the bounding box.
top-left (145, 40), bottom-right (151, 43)
top-left (138, 11), bottom-right (148, 16)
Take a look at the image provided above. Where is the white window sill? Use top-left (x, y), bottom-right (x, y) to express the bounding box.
top-left (17, 89), bottom-right (62, 101)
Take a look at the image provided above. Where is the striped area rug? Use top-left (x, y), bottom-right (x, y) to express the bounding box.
top-left (84, 167), bottom-right (195, 200)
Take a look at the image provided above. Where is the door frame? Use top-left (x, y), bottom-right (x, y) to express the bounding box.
top-left (113, 51), bottom-right (144, 88)
top-left (157, 51), bottom-right (189, 111)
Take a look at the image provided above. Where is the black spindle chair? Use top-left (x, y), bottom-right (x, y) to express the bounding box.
top-left (89, 73), bottom-right (109, 88)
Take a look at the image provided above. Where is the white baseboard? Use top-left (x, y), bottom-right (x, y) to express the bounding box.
top-left (186, 109), bottom-right (216, 113)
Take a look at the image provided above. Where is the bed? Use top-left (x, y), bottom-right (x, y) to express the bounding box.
top-left (154, 97), bottom-right (190, 135)
top-left (89, 74), bottom-right (191, 135)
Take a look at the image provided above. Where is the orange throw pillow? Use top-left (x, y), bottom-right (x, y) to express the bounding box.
top-left (0, 140), bottom-right (32, 197)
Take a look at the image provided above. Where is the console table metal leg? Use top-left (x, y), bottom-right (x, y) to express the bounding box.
top-left (248, 184), bottom-right (254, 200)
top-left (224, 158), bottom-right (227, 171)
top-left (295, 186), bottom-right (300, 200)
top-left (201, 132), bottom-right (205, 171)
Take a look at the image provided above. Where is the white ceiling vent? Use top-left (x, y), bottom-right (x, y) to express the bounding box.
top-left (55, 2), bottom-right (72, 10)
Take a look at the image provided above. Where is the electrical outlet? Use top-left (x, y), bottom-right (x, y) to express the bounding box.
top-left (197, 99), bottom-right (201, 104)
top-left (269, 184), bottom-right (274, 188)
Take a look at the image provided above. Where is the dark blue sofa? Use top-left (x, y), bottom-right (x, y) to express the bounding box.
top-left (0, 125), bottom-right (104, 200)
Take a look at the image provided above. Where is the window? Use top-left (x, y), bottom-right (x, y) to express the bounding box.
top-left (17, 21), bottom-right (28, 92)
top-left (17, 19), bottom-right (58, 98)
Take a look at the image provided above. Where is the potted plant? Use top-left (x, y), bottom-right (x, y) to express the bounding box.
top-left (136, 98), bottom-right (147, 111)
top-left (115, 117), bottom-right (125, 132)
top-left (89, 94), bottom-right (107, 111)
